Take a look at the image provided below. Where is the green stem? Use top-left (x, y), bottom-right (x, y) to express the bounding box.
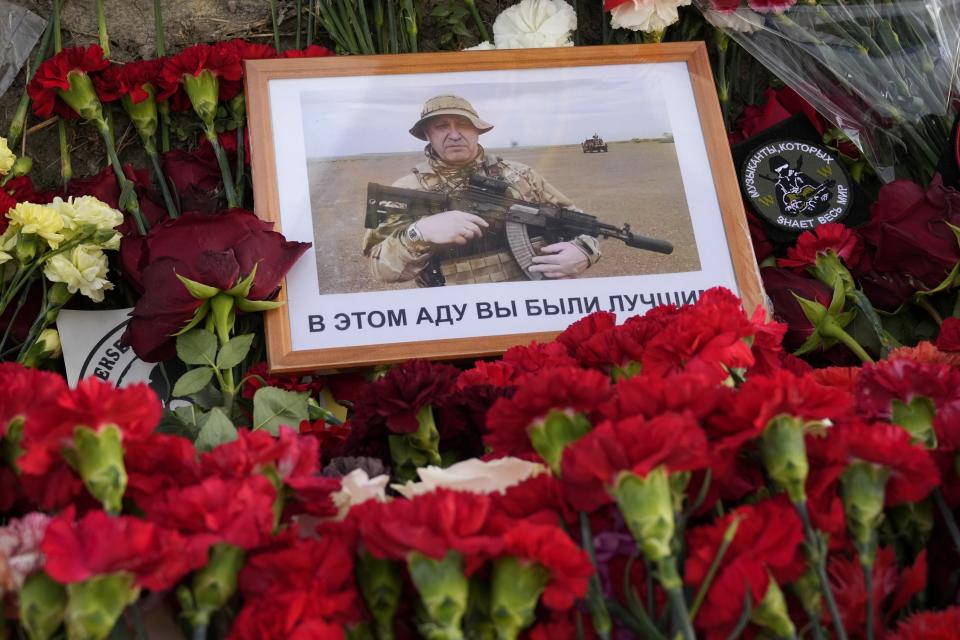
top-left (863, 561), bottom-right (875, 640)
top-left (296, 0), bottom-right (302, 49)
top-left (689, 517), bottom-right (738, 621)
top-left (579, 512), bottom-right (612, 640)
top-left (7, 10), bottom-right (55, 148)
top-left (270, 0), bottom-right (281, 50)
top-left (153, 0), bottom-right (166, 56)
top-left (98, 121), bottom-right (147, 234)
top-left (354, 0), bottom-right (376, 54)
top-left (464, 0), bottom-right (490, 43)
top-left (96, 0), bottom-right (110, 57)
top-left (387, 0), bottom-right (399, 53)
top-left (57, 119), bottom-right (72, 193)
top-left (915, 296), bottom-right (943, 327)
top-left (192, 624), bottom-right (207, 640)
top-left (934, 488), bottom-right (960, 554)
top-left (0, 282), bottom-right (29, 355)
top-left (147, 148), bottom-right (179, 218)
top-left (821, 319), bottom-right (874, 364)
top-left (657, 557), bottom-right (695, 640)
top-left (234, 122), bottom-right (245, 205)
top-left (601, 0), bottom-right (610, 44)
top-left (206, 129), bottom-right (238, 208)
top-left (158, 101), bottom-right (171, 153)
top-left (401, 0), bottom-right (418, 52)
top-left (794, 501), bottom-right (848, 640)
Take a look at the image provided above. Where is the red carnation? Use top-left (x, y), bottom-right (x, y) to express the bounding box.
top-left (490, 473), bottom-right (575, 524)
top-left (159, 42), bottom-right (243, 102)
top-left (457, 360), bottom-right (517, 389)
top-left (641, 288), bottom-right (756, 380)
top-left (93, 59), bottom-right (164, 104)
top-left (832, 421), bottom-right (939, 505)
top-left (121, 210), bottom-right (310, 362)
top-left (810, 366), bottom-right (860, 394)
top-left (889, 607), bottom-right (960, 640)
top-left (747, 0), bottom-right (797, 13)
top-left (228, 39), bottom-right (278, 61)
top-left (556, 311), bottom-right (617, 354)
top-left (484, 367), bottom-right (611, 459)
top-left (498, 520), bottom-right (593, 610)
top-left (241, 361), bottom-right (324, 400)
top-left (281, 45), bottom-right (335, 58)
top-left (856, 358), bottom-right (960, 423)
top-left (27, 45), bottom-right (109, 120)
top-left (0, 189), bottom-right (16, 219)
top-left (0, 363), bottom-right (67, 438)
top-left (229, 593), bottom-right (346, 640)
top-left (561, 413), bottom-right (710, 512)
top-left (138, 475), bottom-right (277, 550)
top-left (41, 508), bottom-right (207, 591)
top-left (353, 359), bottom-right (459, 435)
top-left (124, 432), bottom-right (202, 502)
top-left (685, 499), bottom-right (806, 639)
top-left (19, 379), bottom-right (161, 476)
top-left (601, 370), bottom-right (730, 423)
top-left (779, 223), bottom-right (864, 271)
top-left (828, 547), bottom-right (928, 636)
top-left (729, 369), bottom-right (853, 436)
top-left (937, 317), bottom-right (960, 352)
top-left (352, 489), bottom-right (503, 573)
top-left (501, 340), bottom-right (579, 374)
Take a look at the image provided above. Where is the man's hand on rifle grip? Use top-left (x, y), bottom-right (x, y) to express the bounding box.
top-left (413, 210), bottom-right (489, 246)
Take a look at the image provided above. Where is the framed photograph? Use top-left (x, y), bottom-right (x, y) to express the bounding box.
top-left (245, 43), bottom-right (763, 373)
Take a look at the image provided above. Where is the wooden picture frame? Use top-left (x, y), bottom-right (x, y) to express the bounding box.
top-left (245, 42), bottom-right (763, 374)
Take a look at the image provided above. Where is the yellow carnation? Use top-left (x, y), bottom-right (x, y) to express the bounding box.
top-left (7, 202), bottom-right (64, 249)
top-left (0, 137), bottom-right (15, 176)
top-left (43, 246), bottom-right (113, 302)
top-left (50, 196), bottom-right (124, 249)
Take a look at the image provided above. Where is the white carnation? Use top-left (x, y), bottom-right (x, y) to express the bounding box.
top-left (49, 196), bottom-right (124, 249)
top-left (610, 0), bottom-right (692, 32)
top-left (392, 457), bottom-right (546, 499)
top-left (43, 245), bottom-right (114, 302)
top-left (492, 0), bottom-right (577, 49)
top-left (465, 40), bottom-right (496, 51)
top-left (331, 469), bottom-right (390, 519)
top-left (703, 6), bottom-right (764, 33)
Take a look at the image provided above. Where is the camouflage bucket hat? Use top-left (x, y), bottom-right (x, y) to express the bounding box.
top-left (409, 95), bottom-right (494, 141)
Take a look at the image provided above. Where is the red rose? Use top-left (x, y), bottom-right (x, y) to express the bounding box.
top-left (41, 507), bottom-right (207, 591)
top-left (484, 367), bottom-right (611, 460)
top-left (732, 86), bottom-right (824, 143)
top-left (860, 176), bottom-right (960, 290)
top-left (761, 267), bottom-right (834, 351)
top-left (561, 413), bottom-right (710, 512)
top-left (685, 498), bottom-right (806, 639)
top-left (778, 222), bottom-right (864, 271)
top-left (27, 45), bottom-right (109, 120)
top-left (158, 146), bottom-right (222, 214)
top-left (121, 210), bottom-right (309, 361)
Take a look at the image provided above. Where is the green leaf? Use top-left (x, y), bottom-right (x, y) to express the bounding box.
top-left (236, 298), bottom-right (284, 313)
top-left (216, 333), bottom-right (255, 370)
top-left (195, 408), bottom-right (238, 452)
top-left (176, 273), bottom-right (220, 299)
top-left (156, 408), bottom-right (200, 439)
top-left (253, 387), bottom-right (309, 435)
top-left (173, 367), bottom-right (215, 397)
top-left (176, 330), bottom-right (218, 366)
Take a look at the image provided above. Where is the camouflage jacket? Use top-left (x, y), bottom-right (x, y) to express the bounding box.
top-left (361, 152), bottom-right (600, 286)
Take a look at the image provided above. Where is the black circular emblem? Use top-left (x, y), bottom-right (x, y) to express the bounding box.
top-left (740, 140), bottom-right (852, 233)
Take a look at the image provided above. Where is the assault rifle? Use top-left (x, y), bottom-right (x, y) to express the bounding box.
top-left (364, 175), bottom-right (674, 281)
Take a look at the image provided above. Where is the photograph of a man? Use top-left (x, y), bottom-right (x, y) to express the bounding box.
top-left (362, 95), bottom-right (600, 287)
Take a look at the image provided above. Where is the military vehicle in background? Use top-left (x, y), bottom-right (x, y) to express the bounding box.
top-left (581, 133), bottom-right (609, 153)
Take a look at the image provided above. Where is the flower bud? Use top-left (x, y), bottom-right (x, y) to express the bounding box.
top-left (21, 329), bottom-right (62, 368)
top-left (69, 425), bottom-right (127, 515)
top-left (10, 156), bottom-right (32, 178)
top-left (751, 577), bottom-right (796, 639)
top-left (890, 499), bottom-right (934, 557)
top-left (182, 70), bottom-right (220, 127)
top-left (19, 571), bottom-right (67, 640)
top-left (840, 460), bottom-right (890, 567)
top-left (58, 71), bottom-right (105, 123)
top-left (527, 409), bottom-right (592, 475)
top-left (388, 405), bottom-right (441, 482)
top-left (178, 543), bottom-right (245, 627)
top-left (490, 556), bottom-right (549, 640)
top-left (811, 250), bottom-right (856, 298)
top-left (612, 467), bottom-right (675, 563)
top-left (790, 567), bottom-right (822, 617)
top-left (407, 550), bottom-right (469, 638)
top-left (65, 573), bottom-right (139, 640)
top-left (121, 87), bottom-right (159, 144)
top-left (760, 415), bottom-right (809, 503)
top-left (357, 552), bottom-right (402, 638)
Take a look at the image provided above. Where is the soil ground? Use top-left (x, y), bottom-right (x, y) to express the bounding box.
top-left (307, 140), bottom-right (700, 294)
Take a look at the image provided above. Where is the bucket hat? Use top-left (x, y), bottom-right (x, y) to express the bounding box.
top-left (409, 95), bottom-right (493, 140)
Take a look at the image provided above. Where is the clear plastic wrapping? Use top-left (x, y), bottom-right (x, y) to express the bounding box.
top-left (0, 2), bottom-right (46, 98)
top-left (698, 0), bottom-right (960, 183)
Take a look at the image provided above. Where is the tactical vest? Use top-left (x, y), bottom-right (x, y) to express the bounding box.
top-left (411, 156), bottom-right (548, 287)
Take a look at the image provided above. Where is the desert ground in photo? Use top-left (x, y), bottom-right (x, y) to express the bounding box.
top-left (307, 140), bottom-right (700, 294)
